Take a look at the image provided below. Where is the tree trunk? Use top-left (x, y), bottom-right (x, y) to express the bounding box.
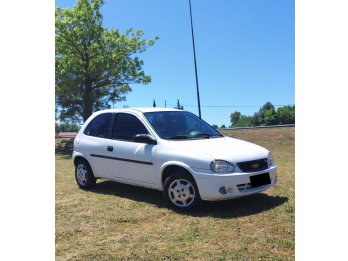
top-left (83, 78), bottom-right (93, 122)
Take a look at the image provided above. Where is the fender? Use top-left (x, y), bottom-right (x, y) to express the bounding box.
top-left (72, 151), bottom-right (99, 178)
top-left (159, 161), bottom-right (195, 189)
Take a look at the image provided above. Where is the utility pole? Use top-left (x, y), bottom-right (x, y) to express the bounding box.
top-left (188, 0), bottom-right (202, 118)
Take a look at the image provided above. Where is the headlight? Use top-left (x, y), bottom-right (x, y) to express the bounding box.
top-left (210, 160), bottom-right (234, 173)
top-left (268, 153), bottom-right (273, 166)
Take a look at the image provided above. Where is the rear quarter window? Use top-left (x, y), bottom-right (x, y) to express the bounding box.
top-left (83, 113), bottom-right (113, 138)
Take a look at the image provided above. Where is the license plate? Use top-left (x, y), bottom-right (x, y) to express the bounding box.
top-left (250, 173), bottom-right (271, 187)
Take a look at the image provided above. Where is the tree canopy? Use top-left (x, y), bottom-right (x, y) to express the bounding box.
top-left (230, 111), bottom-right (241, 125)
top-left (277, 105), bottom-right (295, 124)
top-left (175, 99), bottom-right (184, 110)
top-left (55, 0), bottom-right (158, 122)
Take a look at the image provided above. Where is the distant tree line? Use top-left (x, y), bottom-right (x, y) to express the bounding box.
top-left (55, 122), bottom-right (81, 134)
top-left (212, 124), bottom-right (225, 129)
top-left (229, 102), bottom-right (295, 128)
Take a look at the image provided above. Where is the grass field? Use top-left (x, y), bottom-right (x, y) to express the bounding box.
top-left (56, 127), bottom-right (295, 260)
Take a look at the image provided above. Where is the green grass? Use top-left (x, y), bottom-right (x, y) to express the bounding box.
top-left (56, 127), bottom-right (295, 260)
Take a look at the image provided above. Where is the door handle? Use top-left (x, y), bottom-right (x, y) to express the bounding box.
top-left (107, 146), bottom-right (113, 152)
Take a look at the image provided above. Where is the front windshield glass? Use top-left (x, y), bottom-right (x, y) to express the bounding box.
top-left (144, 111), bottom-right (223, 140)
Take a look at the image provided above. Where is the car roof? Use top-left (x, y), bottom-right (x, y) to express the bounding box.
top-left (132, 107), bottom-right (183, 113)
top-left (96, 107), bottom-right (182, 114)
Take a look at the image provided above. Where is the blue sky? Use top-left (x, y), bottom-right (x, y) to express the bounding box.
top-left (56, 0), bottom-right (294, 126)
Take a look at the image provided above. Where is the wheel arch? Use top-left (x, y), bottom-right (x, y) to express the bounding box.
top-left (160, 162), bottom-right (196, 189)
top-left (73, 154), bottom-right (89, 165)
top-left (72, 153), bottom-right (97, 177)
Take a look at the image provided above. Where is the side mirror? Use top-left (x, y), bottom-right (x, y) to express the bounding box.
top-left (134, 134), bottom-right (157, 145)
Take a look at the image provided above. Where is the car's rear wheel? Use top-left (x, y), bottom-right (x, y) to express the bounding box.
top-left (163, 172), bottom-right (201, 211)
top-left (75, 159), bottom-right (96, 189)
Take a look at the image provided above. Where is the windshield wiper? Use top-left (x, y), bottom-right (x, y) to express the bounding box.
top-left (194, 132), bottom-right (212, 138)
top-left (168, 133), bottom-right (223, 140)
top-left (194, 132), bottom-right (224, 139)
top-left (167, 135), bottom-right (190, 140)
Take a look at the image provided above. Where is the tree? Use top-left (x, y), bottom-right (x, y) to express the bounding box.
top-left (234, 115), bottom-right (252, 127)
top-left (211, 124), bottom-right (218, 129)
top-left (230, 111), bottom-right (241, 126)
top-left (55, 0), bottom-right (158, 123)
top-left (258, 102), bottom-right (276, 125)
top-left (153, 99), bottom-right (156, 108)
top-left (263, 108), bottom-right (278, 125)
top-left (261, 101), bottom-right (275, 111)
top-left (221, 124), bottom-right (226, 128)
top-left (175, 99), bottom-right (184, 110)
top-left (277, 105), bottom-right (295, 124)
top-left (250, 112), bottom-right (260, 127)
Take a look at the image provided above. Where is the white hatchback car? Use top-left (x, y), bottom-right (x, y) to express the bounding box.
top-left (73, 108), bottom-right (277, 210)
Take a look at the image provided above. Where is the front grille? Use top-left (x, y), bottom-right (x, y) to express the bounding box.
top-left (237, 158), bottom-right (268, 172)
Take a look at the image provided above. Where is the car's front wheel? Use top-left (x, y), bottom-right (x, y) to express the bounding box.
top-left (75, 159), bottom-right (96, 189)
top-left (163, 172), bottom-right (201, 211)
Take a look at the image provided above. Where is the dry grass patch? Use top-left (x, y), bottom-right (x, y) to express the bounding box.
top-left (56, 127), bottom-right (295, 260)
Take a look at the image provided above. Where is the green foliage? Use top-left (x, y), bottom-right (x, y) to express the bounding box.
top-left (250, 112), bottom-right (260, 127)
top-left (175, 99), bottom-right (184, 110)
top-left (221, 124), bottom-right (226, 128)
top-left (211, 124), bottom-right (218, 129)
top-left (230, 102), bottom-right (295, 127)
top-left (230, 111), bottom-right (241, 126)
top-left (261, 101), bottom-right (275, 111)
top-left (56, 122), bottom-right (81, 133)
top-left (262, 108), bottom-right (278, 125)
top-left (277, 105), bottom-right (295, 124)
top-left (233, 115), bottom-right (253, 127)
top-left (55, 0), bottom-right (158, 123)
top-left (258, 101), bottom-right (276, 126)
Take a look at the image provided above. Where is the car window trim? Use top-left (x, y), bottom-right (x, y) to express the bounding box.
top-left (111, 112), bottom-right (153, 142)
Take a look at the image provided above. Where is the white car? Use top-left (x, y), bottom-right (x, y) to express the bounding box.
top-left (73, 108), bottom-right (277, 210)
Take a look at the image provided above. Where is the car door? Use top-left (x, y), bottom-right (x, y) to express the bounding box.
top-left (105, 112), bottom-right (157, 185)
top-left (82, 112), bottom-right (114, 179)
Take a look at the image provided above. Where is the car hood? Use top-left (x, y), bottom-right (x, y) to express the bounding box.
top-left (165, 136), bottom-right (269, 163)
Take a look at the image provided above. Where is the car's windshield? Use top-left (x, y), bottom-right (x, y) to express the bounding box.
top-left (144, 111), bottom-right (223, 140)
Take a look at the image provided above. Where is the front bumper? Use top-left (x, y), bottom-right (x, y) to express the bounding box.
top-left (191, 165), bottom-right (277, 201)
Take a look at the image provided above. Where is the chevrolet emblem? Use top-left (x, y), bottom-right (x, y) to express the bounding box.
top-left (251, 163), bottom-right (260, 169)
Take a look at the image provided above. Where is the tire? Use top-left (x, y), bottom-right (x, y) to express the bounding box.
top-left (163, 172), bottom-right (201, 211)
top-left (75, 159), bottom-right (96, 189)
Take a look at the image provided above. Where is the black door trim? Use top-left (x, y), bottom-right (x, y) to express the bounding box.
top-left (90, 154), bottom-right (153, 166)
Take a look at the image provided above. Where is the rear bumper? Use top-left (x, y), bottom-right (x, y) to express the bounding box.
top-left (191, 165), bottom-right (277, 201)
